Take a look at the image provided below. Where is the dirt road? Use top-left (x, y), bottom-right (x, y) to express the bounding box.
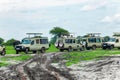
top-left (68, 55), bottom-right (120, 80)
top-left (1, 53), bottom-right (120, 80)
top-left (0, 52), bottom-right (73, 80)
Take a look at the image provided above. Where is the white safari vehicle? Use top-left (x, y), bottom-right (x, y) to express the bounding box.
top-left (82, 33), bottom-right (103, 50)
top-left (15, 33), bottom-right (49, 54)
top-left (55, 35), bottom-right (84, 52)
top-left (0, 44), bottom-right (6, 56)
top-left (102, 32), bottom-right (120, 49)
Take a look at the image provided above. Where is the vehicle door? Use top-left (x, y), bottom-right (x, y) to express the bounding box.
top-left (114, 39), bottom-right (120, 47)
top-left (88, 37), bottom-right (96, 47)
top-left (96, 38), bottom-right (102, 47)
top-left (72, 39), bottom-right (77, 49)
top-left (40, 39), bottom-right (49, 49)
top-left (30, 39), bottom-right (39, 50)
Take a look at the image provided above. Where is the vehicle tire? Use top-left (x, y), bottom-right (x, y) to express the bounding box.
top-left (1, 50), bottom-right (6, 56)
top-left (68, 46), bottom-right (72, 52)
top-left (86, 47), bottom-right (90, 50)
top-left (33, 51), bottom-right (37, 54)
top-left (25, 48), bottom-right (29, 54)
top-left (60, 49), bottom-right (64, 52)
top-left (102, 47), bottom-right (106, 50)
top-left (92, 45), bottom-right (96, 50)
top-left (41, 47), bottom-right (45, 53)
top-left (118, 48), bottom-right (120, 49)
top-left (109, 45), bottom-right (114, 50)
top-left (16, 50), bottom-right (19, 54)
top-left (85, 43), bottom-right (90, 50)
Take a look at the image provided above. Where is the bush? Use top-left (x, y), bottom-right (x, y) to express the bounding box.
top-left (4, 39), bottom-right (17, 46)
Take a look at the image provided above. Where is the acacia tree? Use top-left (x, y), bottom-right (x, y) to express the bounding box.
top-left (49, 27), bottom-right (69, 44)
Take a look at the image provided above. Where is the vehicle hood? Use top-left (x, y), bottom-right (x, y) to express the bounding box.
top-left (104, 42), bottom-right (115, 44)
top-left (16, 44), bottom-right (30, 47)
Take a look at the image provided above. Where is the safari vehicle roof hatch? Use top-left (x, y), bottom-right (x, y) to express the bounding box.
top-left (87, 33), bottom-right (101, 37)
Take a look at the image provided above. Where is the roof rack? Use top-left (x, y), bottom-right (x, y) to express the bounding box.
top-left (87, 33), bottom-right (101, 37)
top-left (113, 32), bottom-right (120, 37)
top-left (26, 33), bottom-right (43, 38)
top-left (26, 33), bottom-right (42, 35)
top-left (59, 33), bottom-right (76, 38)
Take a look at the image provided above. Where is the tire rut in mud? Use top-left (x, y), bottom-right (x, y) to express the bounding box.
top-left (0, 52), bottom-right (74, 80)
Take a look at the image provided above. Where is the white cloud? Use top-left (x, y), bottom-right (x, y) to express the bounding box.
top-left (0, 0), bottom-right (88, 13)
top-left (101, 16), bottom-right (113, 22)
top-left (81, 1), bottom-right (107, 11)
top-left (101, 13), bottom-right (120, 23)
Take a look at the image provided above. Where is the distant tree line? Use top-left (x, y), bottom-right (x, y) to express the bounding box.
top-left (0, 37), bottom-right (18, 46)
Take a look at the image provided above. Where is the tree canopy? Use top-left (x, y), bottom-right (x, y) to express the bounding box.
top-left (49, 27), bottom-right (69, 37)
top-left (49, 27), bottom-right (69, 44)
top-left (103, 36), bottom-right (110, 42)
top-left (5, 38), bottom-right (17, 45)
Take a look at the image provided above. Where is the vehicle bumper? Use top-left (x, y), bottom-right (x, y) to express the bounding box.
top-left (15, 47), bottom-right (26, 51)
top-left (102, 44), bottom-right (111, 49)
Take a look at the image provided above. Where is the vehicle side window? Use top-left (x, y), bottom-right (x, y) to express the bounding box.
top-left (116, 39), bottom-right (119, 43)
top-left (40, 39), bottom-right (48, 44)
top-left (36, 39), bottom-right (39, 44)
top-left (70, 39), bottom-right (72, 43)
top-left (73, 39), bottom-right (75, 43)
top-left (96, 38), bottom-right (101, 43)
top-left (65, 39), bottom-right (72, 43)
top-left (31, 41), bottom-right (34, 45)
top-left (88, 38), bottom-right (96, 43)
top-left (65, 39), bottom-right (69, 43)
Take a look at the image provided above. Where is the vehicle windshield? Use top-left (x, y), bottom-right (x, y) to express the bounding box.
top-left (108, 38), bottom-right (116, 42)
top-left (21, 39), bottom-right (31, 44)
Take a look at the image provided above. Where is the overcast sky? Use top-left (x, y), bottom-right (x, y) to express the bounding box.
top-left (0, 0), bottom-right (120, 41)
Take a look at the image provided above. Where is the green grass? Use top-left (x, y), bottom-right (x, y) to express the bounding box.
top-left (63, 49), bottom-right (120, 66)
top-left (46, 44), bottom-right (59, 52)
top-left (6, 46), bottom-right (16, 54)
top-left (0, 54), bottom-right (32, 67)
top-left (0, 54), bottom-right (32, 61)
top-left (0, 62), bottom-right (9, 67)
